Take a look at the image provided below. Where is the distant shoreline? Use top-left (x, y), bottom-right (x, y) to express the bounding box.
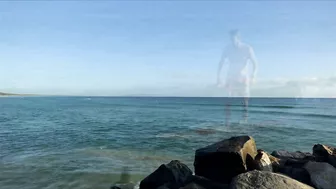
top-left (0, 92), bottom-right (335, 99)
top-left (0, 92), bottom-right (36, 97)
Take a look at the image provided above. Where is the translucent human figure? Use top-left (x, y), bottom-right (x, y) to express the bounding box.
top-left (217, 30), bottom-right (258, 126)
top-left (110, 167), bottom-right (134, 189)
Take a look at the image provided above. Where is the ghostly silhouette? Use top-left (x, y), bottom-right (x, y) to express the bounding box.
top-left (110, 167), bottom-right (134, 189)
top-left (217, 30), bottom-right (258, 125)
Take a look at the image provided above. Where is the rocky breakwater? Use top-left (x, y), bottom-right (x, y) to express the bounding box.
top-left (111, 136), bottom-right (336, 189)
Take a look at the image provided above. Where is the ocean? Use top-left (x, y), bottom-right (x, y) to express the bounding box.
top-left (1, 97), bottom-right (336, 189)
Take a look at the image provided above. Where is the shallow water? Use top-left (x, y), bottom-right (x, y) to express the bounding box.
top-left (1, 97), bottom-right (336, 188)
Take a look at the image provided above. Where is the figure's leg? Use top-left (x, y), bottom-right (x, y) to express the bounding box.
top-left (233, 83), bottom-right (249, 123)
top-left (243, 96), bottom-right (249, 122)
top-left (225, 100), bottom-right (231, 126)
top-left (242, 85), bottom-right (250, 122)
top-left (225, 90), bottom-right (233, 126)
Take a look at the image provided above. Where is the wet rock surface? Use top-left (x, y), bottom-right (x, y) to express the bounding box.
top-left (140, 160), bottom-right (192, 189)
top-left (194, 136), bottom-right (257, 183)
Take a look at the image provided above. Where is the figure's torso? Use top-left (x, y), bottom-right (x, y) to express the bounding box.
top-left (225, 43), bottom-right (251, 79)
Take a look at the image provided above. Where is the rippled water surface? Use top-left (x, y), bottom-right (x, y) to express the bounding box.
top-left (1, 97), bottom-right (336, 188)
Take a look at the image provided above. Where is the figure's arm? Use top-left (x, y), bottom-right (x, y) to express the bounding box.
top-left (217, 49), bottom-right (227, 84)
top-left (248, 47), bottom-right (258, 82)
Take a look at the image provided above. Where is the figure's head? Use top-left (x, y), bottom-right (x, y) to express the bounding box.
top-left (230, 29), bottom-right (240, 46)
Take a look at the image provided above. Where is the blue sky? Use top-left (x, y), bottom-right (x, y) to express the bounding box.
top-left (0, 1), bottom-right (335, 97)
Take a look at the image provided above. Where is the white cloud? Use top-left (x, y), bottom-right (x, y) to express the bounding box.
top-left (251, 76), bottom-right (336, 97)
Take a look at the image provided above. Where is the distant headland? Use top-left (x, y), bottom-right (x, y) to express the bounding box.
top-left (0, 92), bottom-right (17, 96)
top-left (0, 92), bottom-right (34, 96)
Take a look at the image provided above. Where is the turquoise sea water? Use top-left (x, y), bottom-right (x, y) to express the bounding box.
top-left (1, 97), bottom-right (336, 189)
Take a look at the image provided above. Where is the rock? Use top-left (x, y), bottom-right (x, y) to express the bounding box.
top-left (277, 166), bottom-right (311, 185)
top-left (254, 149), bottom-right (273, 172)
top-left (270, 151), bottom-right (317, 185)
top-left (230, 170), bottom-right (314, 189)
top-left (180, 183), bottom-right (206, 189)
top-left (185, 175), bottom-right (229, 189)
top-left (194, 136), bottom-right (257, 183)
top-left (266, 152), bottom-right (281, 163)
top-left (264, 151), bottom-right (282, 172)
top-left (268, 151), bottom-right (313, 185)
top-left (271, 150), bottom-right (313, 160)
top-left (140, 160), bottom-right (192, 189)
top-left (284, 158), bottom-right (311, 168)
top-left (157, 185), bottom-right (171, 189)
top-left (313, 144), bottom-right (336, 168)
top-left (329, 156), bottom-right (336, 168)
top-left (304, 161), bottom-right (336, 189)
top-left (313, 144), bottom-right (334, 160)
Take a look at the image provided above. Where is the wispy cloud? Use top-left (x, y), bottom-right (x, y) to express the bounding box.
top-left (251, 76), bottom-right (336, 97)
top-left (111, 76), bottom-right (336, 98)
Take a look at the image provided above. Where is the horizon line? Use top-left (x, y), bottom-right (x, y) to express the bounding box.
top-left (2, 94), bottom-right (334, 99)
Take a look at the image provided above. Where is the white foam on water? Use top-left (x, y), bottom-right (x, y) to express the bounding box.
top-left (155, 133), bottom-right (188, 139)
top-left (133, 181), bottom-right (140, 189)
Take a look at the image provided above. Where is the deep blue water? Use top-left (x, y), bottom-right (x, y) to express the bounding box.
top-left (1, 97), bottom-right (336, 189)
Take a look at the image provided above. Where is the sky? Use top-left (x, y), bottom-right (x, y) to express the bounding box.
top-left (0, 1), bottom-right (336, 97)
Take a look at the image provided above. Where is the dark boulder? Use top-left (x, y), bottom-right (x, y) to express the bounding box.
top-left (284, 158), bottom-right (312, 168)
top-left (313, 144), bottom-right (334, 160)
top-left (277, 166), bottom-right (311, 185)
top-left (194, 136), bottom-right (257, 183)
top-left (179, 183), bottom-right (206, 189)
top-left (329, 156), bottom-right (336, 168)
top-left (270, 151), bottom-right (312, 185)
top-left (230, 170), bottom-right (314, 189)
top-left (140, 160), bottom-right (192, 189)
top-left (313, 144), bottom-right (336, 168)
top-left (271, 150), bottom-right (314, 160)
top-left (157, 185), bottom-right (171, 189)
top-left (304, 161), bottom-right (336, 189)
